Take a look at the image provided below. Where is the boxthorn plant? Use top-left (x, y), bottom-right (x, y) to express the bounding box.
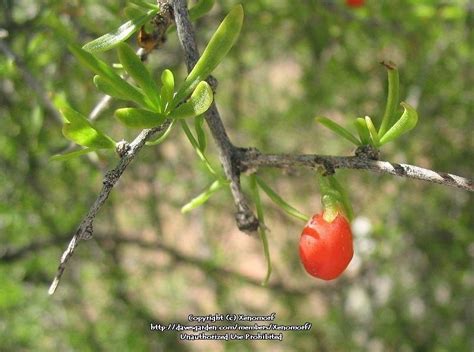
top-left (52, 1), bottom-right (468, 292)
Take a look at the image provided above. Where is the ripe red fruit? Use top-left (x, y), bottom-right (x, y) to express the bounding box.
top-left (345, 0), bottom-right (364, 7)
top-left (299, 212), bottom-right (353, 280)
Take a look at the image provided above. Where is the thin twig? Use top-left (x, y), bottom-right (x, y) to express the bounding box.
top-left (239, 151), bottom-right (473, 192)
top-left (48, 4), bottom-right (177, 295)
top-left (171, 0), bottom-right (259, 234)
top-left (48, 122), bottom-right (170, 295)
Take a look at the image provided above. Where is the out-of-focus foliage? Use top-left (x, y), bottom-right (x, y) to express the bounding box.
top-left (1, 0), bottom-right (472, 351)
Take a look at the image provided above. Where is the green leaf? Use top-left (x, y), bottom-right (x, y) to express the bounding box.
top-left (169, 81), bottom-right (213, 119)
top-left (194, 114), bottom-right (207, 152)
top-left (50, 148), bottom-right (98, 161)
top-left (364, 116), bottom-right (380, 147)
top-left (181, 179), bottom-right (227, 213)
top-left (115, 107), bottom-right (166, 128)
top-left (354, 117), bottom-right (371, 145)
top-left (61, 107), bottom-right (116, 149)
top-left (160, 69), bottom-right (174, 113)
top-left (167, 0), bottom-right (216, 34)
top-left (128, 0), bottom-right (159, 10)
top-left (180, 120), bottom-right (217, 176)
top-left (315, 117), bottom-right (360, 145)
top-left (82, 8), bottom-right (159, 53)
top-left (117, 43), bottom-right (161, 110)
top-left (378, 61), bottom-right (400, 136)
top-left (146, 119), bottom-right (175, 145)
top-left (379, 102), bottom-right (418, 145)
top-left (249, 174), bottom-right (272, 286)
top-left (256, 177), bottom-right (309, 222)
top-left (69, 44), bottom-right (148, 107)
top-left (124, 5), bottom-right (147, 20)
top-left (189, 0), bottom-right (215, 21)
top-left (93, 75), bottom-right (131, 101)
top-left (174, 4), bottom-right (243, 104)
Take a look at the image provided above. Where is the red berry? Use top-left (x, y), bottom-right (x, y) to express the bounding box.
top-left (299, 212), bottom-right (353, 280)
top-left (345, 0), bottom-right (364, 7)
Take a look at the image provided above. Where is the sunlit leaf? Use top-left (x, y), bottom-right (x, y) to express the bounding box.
top-left (354, 117), bottom-right (370, 145)
top-left (160, 69), bottom-right (174, 113)
top-left (174, 4), bottom-right (243, 104)
top-left (364, 116), bottom-right (380, 147)
top-left (61, 107), bottom-right (116, 149)
top-left (169, 81), bottom-right (213, 119)
top-left (82, 8), bottom-right (159, 53)
top-left (69, 44), bottom-right (148, 107)
top-left (115, 107), bottom-right (166, 128)
top-left (379, 102), bottom-right (418, 145)
top-left (118, 43), bottom-right (161, 110)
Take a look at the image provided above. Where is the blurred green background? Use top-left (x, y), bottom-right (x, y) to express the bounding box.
top-left (1, 0), bottom-right (473, 351)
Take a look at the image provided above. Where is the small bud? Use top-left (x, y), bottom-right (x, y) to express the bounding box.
top-left (115, 140), bottom-right (130, 157)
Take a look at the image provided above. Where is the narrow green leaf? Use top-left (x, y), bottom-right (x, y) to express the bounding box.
top-left (181, 179), bottom-right (227, 213)
top-left (315, 117), bottom-right (360, 145)
top-left (194, 114), bottom-right (207, 152)
top-left (174, 4), bottom-right (243, 104)
top-left (50, 148), bottom-right (97, 162)
top-left (170, 81), bottom-right (213, 119)
top-left (379, 102), bottom-right (418, 145)
top-left (82, 9), bottom-right (159, 53)
top-left (256, 177), bottom-right (309, 222)
top-left (180, 120), bottom-right (217, 176)
top-left (146, 119), bottom-right (175, 145)
top-left (249, 174), bottom-right (272, 286)
top-left (180, 119), bottom-right (199, 147)
top-left (61, 107), bottom-right (116, 149)
top-left (69, 44), bottom-right (148, 107)
top-left (124, 5), bottom-right (147, 20)
top-left (93, 75), bottom-right (130, 101)
top-left (160, 69), bottom-right (174, 113)
top-left (354, 117), bottom-right (371, 145)
top-left (379, 61), bottom-right (400, 136)
top-left (364, 116), bottom-right (380, 147)
top-left (128, 0), bottom-right (159, 10)
top-left (117, 43), bottom-right (161, 110)
top-left (115, 107), bottom-right (166, 128)
top-left (189, 0), bottom-right (215, 21)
